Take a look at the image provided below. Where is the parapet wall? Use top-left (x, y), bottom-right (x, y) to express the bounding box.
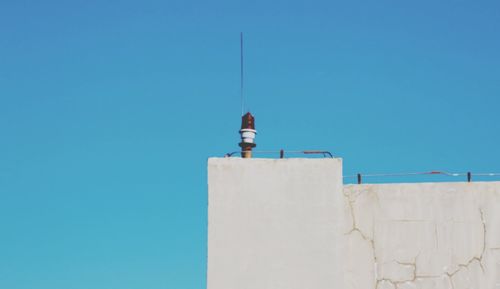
top-left (343, 182), bottom-right (500, 289)
top-left (207, 158), bottom-right (344, 289)
top-left (207, 158), bottom-right (500, 289)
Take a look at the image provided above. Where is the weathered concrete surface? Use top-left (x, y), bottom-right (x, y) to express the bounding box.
top-left (344, 182), bottom-right (500, 289)
top-left (207, 158), bottom-right (344, 289)
top-left (208, 158), bottom-right (500, 289)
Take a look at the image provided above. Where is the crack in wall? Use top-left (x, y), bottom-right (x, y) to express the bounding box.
top-left (446, 208), bottom-right (487, 280)
top-left (344, 190), bottom-right (379, 288)
top-left (444, 208), bottom-right (487, 289)
top-left (374, 256), bottom-right (437, 289)
top-left (443, 208), bottom-right (487, 289)
top-left (345, 190), bottom-right (491, 289)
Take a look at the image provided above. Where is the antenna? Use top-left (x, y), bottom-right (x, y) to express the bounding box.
top-left (237, 33), bottom-right (257, 158)
top-left (240, 32), bottom-right (244, 115)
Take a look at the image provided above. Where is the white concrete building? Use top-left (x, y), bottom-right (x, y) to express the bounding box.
top-left (207, 158), bottom-right (500, 289)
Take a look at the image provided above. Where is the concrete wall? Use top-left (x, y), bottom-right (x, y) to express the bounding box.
top-left (207, 158), bottom-right (344, 289)
top-left (207, 158), bottom-right (500, 289)
top-left (343, 182), bottom-right (500, 289)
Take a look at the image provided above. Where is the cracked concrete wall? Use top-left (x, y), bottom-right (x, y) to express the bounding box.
top-left (207, 158), bottom-right (344, 289)
top-left (207, 158), bottom-right (500, 289)
top-left (344, 182), bottom-right (500, 289)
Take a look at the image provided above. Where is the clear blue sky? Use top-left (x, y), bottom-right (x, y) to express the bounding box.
top-left (1, 0), bottom-right (499, 288)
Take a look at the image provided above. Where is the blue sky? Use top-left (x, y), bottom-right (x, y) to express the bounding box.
top-left (1, 0), bottom-right (500, 288)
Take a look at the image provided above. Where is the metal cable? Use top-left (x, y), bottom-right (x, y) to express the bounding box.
top-left (344, 171), bottom-right (500, 183)
top-left (223, 151), bottom-right (500, 180)
top-left (225, 150), bottom-right (334, 158)
top-left (343, 171), bottom-right (466, 178)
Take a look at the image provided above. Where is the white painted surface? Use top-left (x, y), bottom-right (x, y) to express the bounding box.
top-left (344, 182), bottom-right (500, 289)
top-left (207, 158), bottom-right (344, 289)
top-left (207, 158), bottom-right (500, 289)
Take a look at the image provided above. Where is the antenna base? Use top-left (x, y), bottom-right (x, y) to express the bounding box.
top-left (239, 143), bottom-right (257, 148)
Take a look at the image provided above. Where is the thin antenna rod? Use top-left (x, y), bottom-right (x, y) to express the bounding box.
top-left (240, 32), bottom-right (244, 115)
